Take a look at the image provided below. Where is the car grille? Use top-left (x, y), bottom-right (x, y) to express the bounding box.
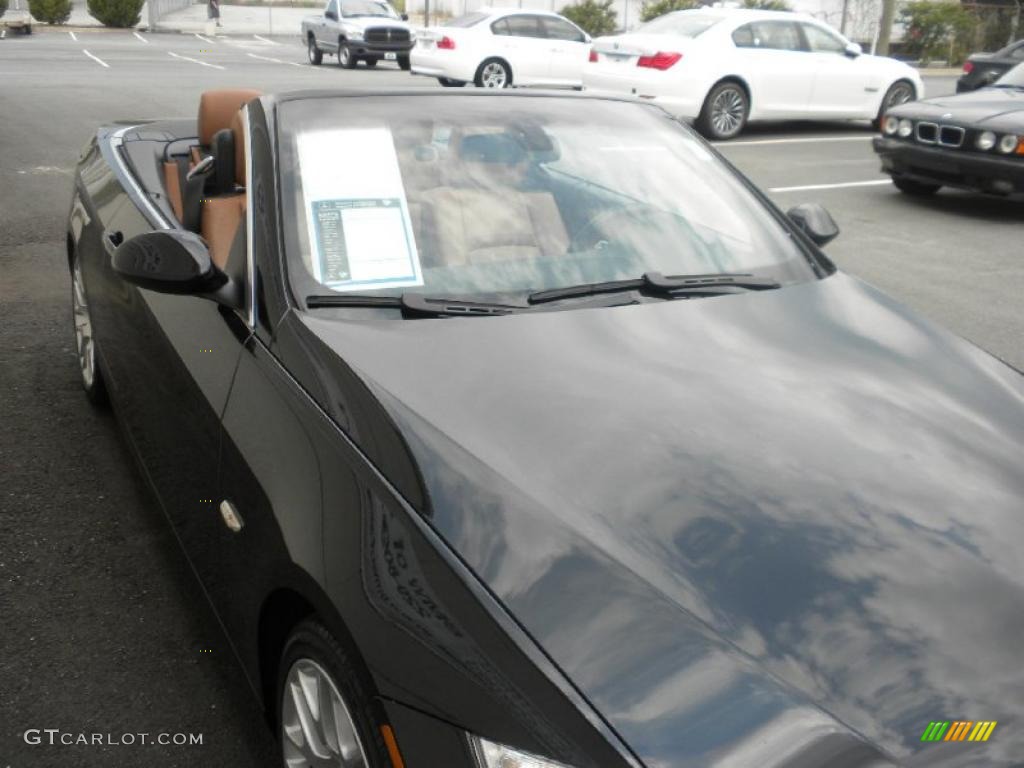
top-left (914, 122), bottom-right (965, 148)
top-left (365, 27), bottom-right (410, 43)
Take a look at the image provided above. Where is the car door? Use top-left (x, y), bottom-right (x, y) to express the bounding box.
top-left (489, 14), bottom-right (551, 84)
top-left (321, 0), bottom-right (339, 49)
top-left (82, 139), bottom-right (252, 591)
top-left (732, 20), bottom-right (813, 118)
top-left (540, 15), bottom-right (590, 86)
top-left (802, 22), bottom-right (872, 116)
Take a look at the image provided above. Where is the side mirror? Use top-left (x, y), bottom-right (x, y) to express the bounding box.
top-left (112, 230), bottom-right (231, 297)
top-left (325, 9), bottom-right (337, 19)
top-left (844, 42), bottom-right (862, 58)
top-left (787, 203), bottom-right (839, 247)
top-left (401, 12), bottom-right (409, 20)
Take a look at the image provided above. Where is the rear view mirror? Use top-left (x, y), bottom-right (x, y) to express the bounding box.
top-left (112, 230), bottom-right (227, 295)
top-left (844, 42), bottom-right (862, 58)
top-left (787, 203), bottom-right (840, 247)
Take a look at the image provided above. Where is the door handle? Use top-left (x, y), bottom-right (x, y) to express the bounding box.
top-left (103, 230), bottom-right (123, 255)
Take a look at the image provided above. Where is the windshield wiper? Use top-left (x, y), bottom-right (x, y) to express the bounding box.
top-left (306, 293), bottom-right (526, 317)
top-left (528, 272), bottom-right (780, 305)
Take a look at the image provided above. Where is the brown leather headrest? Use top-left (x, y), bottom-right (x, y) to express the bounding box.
top-left (231, 110), bottom-right (246, 187)
top-left (198, 88), bottom-right (261, 146)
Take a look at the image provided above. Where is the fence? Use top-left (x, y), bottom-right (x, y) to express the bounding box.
top-left (147, 0), bottom-right (194, 28)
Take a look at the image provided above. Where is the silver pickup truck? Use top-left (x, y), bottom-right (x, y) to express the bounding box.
top-left (302, 0), bottom-right (415, 70)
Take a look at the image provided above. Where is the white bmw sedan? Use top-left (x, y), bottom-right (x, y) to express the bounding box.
top-left (411, 8), bottom-right (591, 88)
top-left (584, 8), bottom-right (924, 139)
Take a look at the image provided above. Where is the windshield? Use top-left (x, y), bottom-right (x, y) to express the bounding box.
top-left (277, 95), bottom-right (819, 305)
top-left (340, 0), bottom-right (396, 17)
top-left (995, 62), bottom-right (1024, 87)
top-left (637, 12), bottom-right (722, 37)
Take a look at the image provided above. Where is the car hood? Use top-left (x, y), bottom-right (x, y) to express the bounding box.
top-left (301, 274), bottom-right (1024, 767)
top-left (894, 87), bottom-right (1024, 127)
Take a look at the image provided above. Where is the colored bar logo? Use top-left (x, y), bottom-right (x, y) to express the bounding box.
top-left (920, 721), bottom-right (997, 742)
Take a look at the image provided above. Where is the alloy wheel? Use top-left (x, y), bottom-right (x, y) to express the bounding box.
top-left (885, 83), bottom-right (914, 110)
top-left (281, 658), bottom-right (368, 768)
top-left (71, 255), bottom-right (96, 389)
top-left (711, 87), bottom-right (745, 138)
top-left (480, 62), bottom-right (507, 88)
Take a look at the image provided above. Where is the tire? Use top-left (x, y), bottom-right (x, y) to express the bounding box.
top-left (475, 57), bottom-right (511, 88)
top-left (307, 36), bottom-right (323, 66)
top-left (70, 250), bottom-right (108, 407)
top-left (398, 54), bottom-right (411, 71)
top-left (696, 81), bottom-right (749, 140)
top-left (276, 619), bottom-right (390, 768)
top-left (364, 57), bottom-right (378, 67)
top-left (438, 77), bottom-right (465, 87)
top-left (338, 40), bottom-right (356, 69)
top-left (873, 80), bottom-right (916, 129)
top-left (893, 176), bottom-right (940, 196)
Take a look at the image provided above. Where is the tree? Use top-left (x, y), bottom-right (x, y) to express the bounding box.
top-left (87, 0), bottom-right (144, 26)
top-left (561, 0), bottom-right (617, 36)
top-left (898, 0), bottom-right (974, 63)
top-left (876, 0), bottom-right (896, 55)
top-left (0, 0), bottom-right (8, 18)
top-left (639, 0), bottom-right (699, 23)
top-left (28, 0), bottom-right (71, 23)
top-left (741, 0), bottom-right (792, 9)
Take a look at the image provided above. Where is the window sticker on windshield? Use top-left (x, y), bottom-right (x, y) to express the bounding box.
top-left (298, 128), bottom-right (423, 292)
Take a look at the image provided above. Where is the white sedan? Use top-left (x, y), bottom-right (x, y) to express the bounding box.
top-left (584, 8), bottom-right (924, 139)
top-left (411, 8), bottom-right (591, 88)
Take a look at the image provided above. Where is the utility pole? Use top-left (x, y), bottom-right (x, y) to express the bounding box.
top-left (839, 0), bottom-right (849, 35)
top-left (876, 0), bottom-right (896, 56)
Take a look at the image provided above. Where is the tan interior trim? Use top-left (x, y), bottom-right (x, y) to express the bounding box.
top-left (162, 161), bottom-right (184, 222)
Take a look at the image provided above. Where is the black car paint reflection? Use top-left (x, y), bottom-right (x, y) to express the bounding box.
top-left (68, 92), bottom-right (1024, 768)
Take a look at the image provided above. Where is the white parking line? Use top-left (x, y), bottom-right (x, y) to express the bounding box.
top-left (169, 51), bottom-right (225, 69)
top-left (253, 34), bottom-right (279, 45)
top-left (247, 52), bottom-right (303, 68)
top-left (68, 30), bottom-right (78, 40)
top-left (717, 136), bottom-right (874, 148)
top-left (194, 33), bottom-right (216, 44)
top-left (134, 31), bottom-right (148, 43)
top-left (769, 179), bottom-right (891, 193)
top-left (82, 49), bottom-right (110, 68)
top-left (1, 29), bottom-right (7, 40)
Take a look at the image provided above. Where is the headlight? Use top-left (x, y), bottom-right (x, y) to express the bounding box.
top-left (346, 27), bottom-right (364, 41)
top-left (882, 115), bottom-right (899, 135)
top-left (898, 118), bottom-right (913, 137)
top-left (470, 736), bottom-right (573, 768)
top-left (976, 131), bottom-right (996, 151)
top-left (997, 134), bottom-right (1019, 154)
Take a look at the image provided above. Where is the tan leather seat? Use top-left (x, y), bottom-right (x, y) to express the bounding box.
top-left (200, 108), bottom-right (251, 270)
top-left (419, 133), bottom-right (569, 266)
top-left (163, 89), bottom-right (261, 226)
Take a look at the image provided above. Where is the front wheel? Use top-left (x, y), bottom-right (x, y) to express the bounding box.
top-left (277, 620), bottom-right (390, 768)
top-left (874, 80), bottom-right (916, 129)
top-left (307, 37), bottom-right (323, 65)
top-left (893, 176), bottom-right (940, 196)
top-left (475, 58), bottom-right (511, 88)
top-left (397, 54), bottom-right (411, 71)
top-left (438, 77), bottom-right (465, 87)
top-left (337, 41), bottom-right (356, 69)
top-left (696, 81), bottom-right (749, 140)
top-left (71, 251), bottom-right (108, 407)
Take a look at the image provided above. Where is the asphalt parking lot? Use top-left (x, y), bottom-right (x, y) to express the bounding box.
top-left (0, 27), bottom-right (1020, 768)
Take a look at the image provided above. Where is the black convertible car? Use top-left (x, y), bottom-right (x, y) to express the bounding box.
top-left (68, 89), bottom-right (1024, 768)
top-left (874, 62), bottom-right (1024, 197)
